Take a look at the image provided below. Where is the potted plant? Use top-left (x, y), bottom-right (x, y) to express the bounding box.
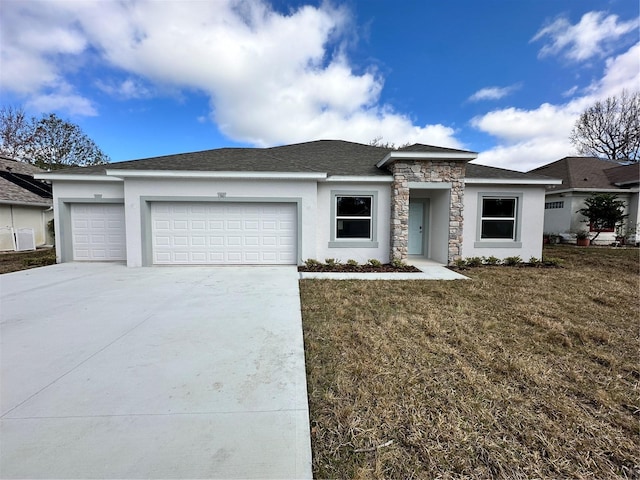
top-left (575, 230), bottom-right (590, 246)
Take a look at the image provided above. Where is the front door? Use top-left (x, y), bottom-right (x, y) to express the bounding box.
top-left (408, 202), bottom-right (424, 255)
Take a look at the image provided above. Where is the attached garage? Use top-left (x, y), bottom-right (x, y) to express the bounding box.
top-left (70, 204), bottom-right (126, 261)
top-left (151, 202), bottom-right (297, 265)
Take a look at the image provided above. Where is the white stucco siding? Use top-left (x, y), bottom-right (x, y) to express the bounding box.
top-left (121, 177), bottom-right (318, 267)
top-left (541, 193), bottom-right (572, 235)
top-left (315, 182), bottom-right (391, 264)
top-left (462, 185), bottom-right (546, 260)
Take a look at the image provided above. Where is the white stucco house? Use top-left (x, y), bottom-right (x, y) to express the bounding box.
top-left (36, 140), bottom-right (560, 267)
top-left (0, 156), bottom-right (53, 251)
top-left (531, 157), bottom-right (640, 244)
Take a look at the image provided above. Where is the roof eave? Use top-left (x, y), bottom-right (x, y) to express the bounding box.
top-left (34, 173), bottom-right (121, 182)
top-left (323, 175), bottom-right (393, 183)
top-left (0, 199), bottom-right (52, 207)
top-left (465, 178), bottom-right (562, 185)
top-left (376, 151), bottom-right (478, 168)
top-left (104, 170), bottom-right (328, 180)
top-left (546, 187), bottom-right (637, 194)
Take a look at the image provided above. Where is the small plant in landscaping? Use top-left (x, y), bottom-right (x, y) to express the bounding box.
top-left (503, 256), bottom-right (522, 266)
top-left (305, 258), bottom-right (322, 268)
top-left (483, 255), bottom-right (500, 266)
top-left (466, 256), bottom-right (483, 267)
top-left (453, 258), bottom-right (467, 268)
top-left (367, 259), bottom-right (382, 268)
top-left (543, 257), bottom-right (564, 267)
top-left (346, 259), bottom-right (359, 267)
top-left (528, 257), bottom-right (542, 266)
top-left (390, 257), bottom-right (406, 268)
top-left (324, 258), bottom-right (338, 267)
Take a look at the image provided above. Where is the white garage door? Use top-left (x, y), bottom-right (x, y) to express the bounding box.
top-left (71, 204), bottom-right (126, 261)
top-left (151, 202), bottom-right (297, 265)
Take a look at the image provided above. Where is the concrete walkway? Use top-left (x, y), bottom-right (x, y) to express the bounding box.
top-left (0, 263), bottom-right (312, 479)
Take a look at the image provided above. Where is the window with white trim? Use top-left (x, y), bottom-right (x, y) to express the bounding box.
top-left (335, 195), bottom-right (372, 239)
top-left (329, 191), bottom-right (378, 248)
top-left (481, 197), bottom-right (517, 240)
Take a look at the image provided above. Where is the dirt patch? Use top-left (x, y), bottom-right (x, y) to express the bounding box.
top-left (0, 248), bottom-right (56, 274)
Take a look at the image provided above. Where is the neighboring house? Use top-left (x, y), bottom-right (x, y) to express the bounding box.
top-left (0, 156), bottom-right (53, 251)
top-left (531, 157), bottom-right (640, 244)
top-left (36, 140), bottom-right (560, 266)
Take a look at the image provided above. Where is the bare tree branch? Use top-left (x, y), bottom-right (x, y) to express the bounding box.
top-left (570, 91), bottom-right (640, 161)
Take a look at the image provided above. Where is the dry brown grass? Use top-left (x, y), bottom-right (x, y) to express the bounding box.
top-left (301, 246), bottom-right (640, 479)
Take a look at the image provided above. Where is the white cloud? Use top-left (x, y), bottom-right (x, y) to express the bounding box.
top-left (472, 41), bottom-right (640, 171)
top-left (468, 84), bottom-right (521, 102)
top-left (95, 78), bottom-right (153, 100)
top-left (0, 0), bottom-right (462, 148)
top-left (25, 91), bottom-right (97, 117)
top-left (532, 11), bottom-right (638, 62)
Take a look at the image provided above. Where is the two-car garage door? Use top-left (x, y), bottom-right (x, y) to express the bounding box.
top-left (151, 202), bottom-right (296, 265)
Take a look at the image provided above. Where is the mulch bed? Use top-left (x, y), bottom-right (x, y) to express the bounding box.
top-left (298, 263), bottom-right (421, 273)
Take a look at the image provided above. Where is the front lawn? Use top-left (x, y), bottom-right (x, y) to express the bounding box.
top-left (300, 246), bottom-right (639, 479)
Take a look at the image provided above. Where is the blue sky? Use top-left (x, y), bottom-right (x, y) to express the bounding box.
top-left (1, 0), bottom-right (638, 171)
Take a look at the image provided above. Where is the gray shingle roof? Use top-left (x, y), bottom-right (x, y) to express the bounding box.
top-left (530, 156), bottom-right (637, 190)
top-left (48, 140), bottom-right (553, 182)
top-left (0, 157), bottom-right (52, 206)
top-left (466, 163), bottom-right (554, 181)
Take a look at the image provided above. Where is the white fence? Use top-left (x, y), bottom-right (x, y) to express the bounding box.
top-left (0, 227), bottom-right (36, 251)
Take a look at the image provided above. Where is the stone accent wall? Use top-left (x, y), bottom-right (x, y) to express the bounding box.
top-left (389, 160), bottom-right (466, 264)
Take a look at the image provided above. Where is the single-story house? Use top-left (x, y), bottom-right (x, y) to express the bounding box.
top-left (530, 157), bottom-right (639, 244)
top-left (0, 156), bottom-right (53, 251)
top-left (36, 140), bottom-right (560, 267)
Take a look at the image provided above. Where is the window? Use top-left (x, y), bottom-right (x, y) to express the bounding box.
top-left (589, 221), bottom-right (615, 233)
top-left (545, 201), bottom-right (564, 209)
top-left (481, 197), bottom-right (517, 240)
top-left (336, 196), bottom-right (372, 239)
top-left (329, 191), bottom-right (378, 248)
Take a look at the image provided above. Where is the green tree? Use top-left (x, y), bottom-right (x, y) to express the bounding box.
top-left (577, 193), bottom-right (627, 244)
top-left (0, 106), bottom-right (110, 170)
top-left (570, 90), bottom-right (640, 161)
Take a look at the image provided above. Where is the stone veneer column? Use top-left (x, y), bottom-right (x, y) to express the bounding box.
top-left (389, 160), bottom-right (466, 265)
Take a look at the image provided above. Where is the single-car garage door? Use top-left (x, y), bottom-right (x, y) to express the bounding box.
top-left (71, 204), bottom-right (126, 261)
top-left (151, 202), bottom-right (297, 265)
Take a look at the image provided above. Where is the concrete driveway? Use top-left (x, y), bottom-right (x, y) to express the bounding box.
top-left (0, 263), bottom-right (312, 479)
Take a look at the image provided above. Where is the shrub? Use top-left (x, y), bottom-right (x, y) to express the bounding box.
top-left (543, 257), bottom-right (564, 267)
top-left (466, 256), bottom-right (483, 267)
top-left (483, 255), bottom-right (500, 266)
top-left (453, 258), bottom-right (467, 268)
top-left (503, 256), bottom-right (522, 266)
top-left (305, 258), bottom-right (321, 268)
top-left (324, 258), bottom-right (338, 267)
top-left (528, 256), bottom-right (542, 266)
top-left (367, 259), bottom-right (382, 268)
top-left (346, 259), bottom-right (359, 267)
top-left (390, 257), bottom-right (406, 268)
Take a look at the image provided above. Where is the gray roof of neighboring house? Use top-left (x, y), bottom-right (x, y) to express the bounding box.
top-left (0, 157), bottom-right (52, 206)
top-left (530, 156), bottom-right (639, 191)
top-left (46, 140), bottom-right (554, 182)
